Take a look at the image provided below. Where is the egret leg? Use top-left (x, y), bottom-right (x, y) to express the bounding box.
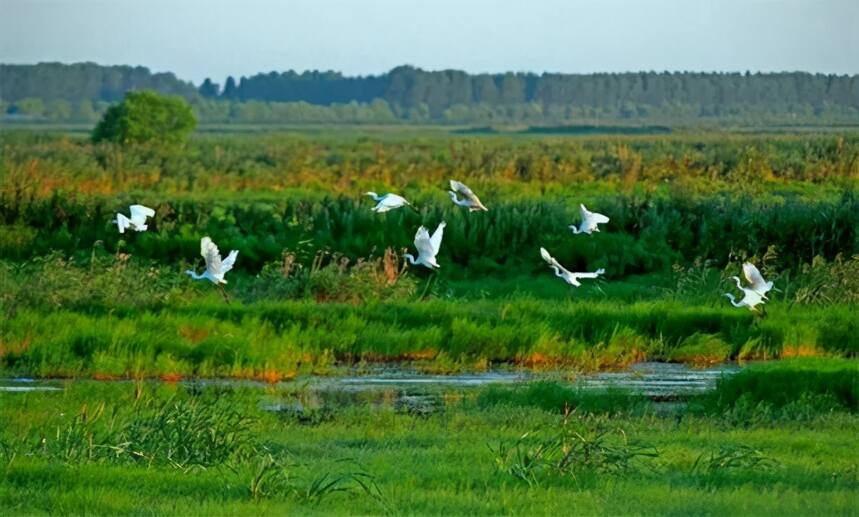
top-left (218, 284), bottom-right (231, 305)
top-left (419, 274), bottom-right (435, 301)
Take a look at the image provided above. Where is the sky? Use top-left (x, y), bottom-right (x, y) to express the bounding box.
top-left (1, 0), bottom-right (856, 84)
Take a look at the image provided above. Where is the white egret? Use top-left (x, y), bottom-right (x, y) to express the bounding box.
top-left (540, 247), bottom-right (605, 287)
top-left (405, 222), bottom-right (446, 269)
top-left (114, 204), bottom-right (155, 234)
top-left (185, 237), bottom-right (239, 285)
top-left (742, 262), bottom-right (774, 299)
top-left (724, 286), bottom-right (765, 312)
top-left (569, 204), bottom-right (609, 235)
top-left (448, 180), bottom-right (488, 211)
top-left (365, 192), bottom-right (414, 213)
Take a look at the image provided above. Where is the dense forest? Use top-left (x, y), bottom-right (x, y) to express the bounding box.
top-left (2, 62), bottom-right (858, 125)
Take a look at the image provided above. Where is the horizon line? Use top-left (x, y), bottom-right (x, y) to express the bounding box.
top-left (3, 61), bottom-right (857, 85)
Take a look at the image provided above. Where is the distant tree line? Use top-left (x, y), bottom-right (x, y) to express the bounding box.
top-left (2, 63), bottom-right (858, 124)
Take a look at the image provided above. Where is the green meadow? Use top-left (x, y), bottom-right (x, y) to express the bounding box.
top-left (1, 128), bottom-right (858, 514)
top-left (1, 360), bottom-right (857, 515)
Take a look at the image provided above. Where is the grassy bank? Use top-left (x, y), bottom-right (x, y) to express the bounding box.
top-left (2, 297), bottom-right (857, 379)
top-left (1, 377), bottom-right (857, 515)
top-left (2, 250), bottom-right (857, 379)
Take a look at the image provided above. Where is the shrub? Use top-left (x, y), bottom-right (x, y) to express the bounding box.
top-left (91, 90), bottom-right (196, 146)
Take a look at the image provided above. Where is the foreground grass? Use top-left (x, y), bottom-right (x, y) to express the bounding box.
top-left (1, 379), bottom-right (857, 515)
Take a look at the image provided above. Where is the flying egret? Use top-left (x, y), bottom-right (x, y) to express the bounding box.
top-left (742, 262), bottom-right (774, 299)
top-left (405, 222), bottom-right (446, 269)
top-left (185, 237), bottom-right (239, 285)
top-left (569, 204), bottom-right (609, 235)
top-left (365, 192), bottom-right (414, 213)
top-left (448, 180), bottom-right (488, 211)
top-left (724, 286), bottom-right (765, 312)
top-left (114, 204), bottom-right (155, 234)
top-left (539, 247), bottom-right (605, 287)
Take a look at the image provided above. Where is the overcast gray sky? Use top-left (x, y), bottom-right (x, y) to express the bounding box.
top-left (1, 0), bottom-right (856, 84)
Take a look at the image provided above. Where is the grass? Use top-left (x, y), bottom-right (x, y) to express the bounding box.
top-left (1, 380), bottom-right (857, 515)
top-left (1, 126), bottom-right (857, 514)
top-left (714, 358), bottom-right (859, 411)
top-left (2, 294), bottom-right (856, 379)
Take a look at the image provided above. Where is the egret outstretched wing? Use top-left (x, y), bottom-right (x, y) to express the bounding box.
top-left (450, 180), bottom-right (476, 199)
top-left (116, 213), bottom-right (131, 234)
top-left (540, 247), bottom-right (570, 275)
top-left (581, 204), bottom-right (610, 224)
top-left (377, 196), bottom-right (404, 211)
top-left (574, 269), bottom-right (605, 280)
top-left (130, 204), bottom-right (155, 220)
top-left (743, 263), bottom-right (771, 293)
top-left (201, 237), bottom-right (223, 275)
top-left (221, 250), bottom-right (239, 274)
top-left (429, 222), bottom-right (446, 255)
top-left (450, 180), bottom-right (487, 210)
top-left (414, 226), bottom-right (434, 258)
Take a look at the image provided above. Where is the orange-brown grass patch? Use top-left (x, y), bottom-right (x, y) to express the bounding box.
top-left (780, 345), bottom-right (824, 358)
top-left (178, 325), bottom-right (210, 344)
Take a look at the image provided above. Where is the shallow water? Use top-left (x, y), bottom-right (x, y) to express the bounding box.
top-left (577, 362), bottom-right (740, 397)
top-left (0, 361), bottom-right (739, 398)
top-left (0, 378), bottom-right (63, 392)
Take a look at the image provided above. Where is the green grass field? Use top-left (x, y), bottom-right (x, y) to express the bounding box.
top-left (1, 365), bottom-right (857, 515)
top-left (1, 128), bottom-right (858, 514)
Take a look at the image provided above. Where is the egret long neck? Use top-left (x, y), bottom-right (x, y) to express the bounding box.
top-left (450, 193), bottom-right (468, 207)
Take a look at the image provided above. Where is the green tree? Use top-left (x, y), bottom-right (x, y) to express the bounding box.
top-left (91, 90), bottom-right (196, 146)
top-left (198, 78), bottom-right (220, 98)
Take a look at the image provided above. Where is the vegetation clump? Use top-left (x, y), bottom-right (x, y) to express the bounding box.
top-left (91, 90), bottom-right (196, 146)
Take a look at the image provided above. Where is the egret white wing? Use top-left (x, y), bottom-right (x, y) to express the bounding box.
top-left (581, 204), bottom-right (609, 224)
top-left (374, 194), bottom-right (406, 212)
top-left (130, 204), bottom-right (155, 219)
top-left (590, 212), bottom-right (610, 224)
top-left (573, 268), bottom-right (605, 279)
top-left (450, 180), bottom-right (476, 199)
top-left (116, 213), bottom-right (131, 233)
top-left (429, 222), bottom-right (446, 254)
top-left (379, 195), bottom-right (404, 208)
top-left (579, 204), bottom-right (590, 220)
top-left (201, 237), bottom-right (223, 274)
top-left (743, 263), bottom-right (767, 291)
top-left (540, 247), bottom-right (570, 275)
top-left (414, 226), bottom-right (434, 257)
top-left (221, 250), bottom-right (239, 274)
